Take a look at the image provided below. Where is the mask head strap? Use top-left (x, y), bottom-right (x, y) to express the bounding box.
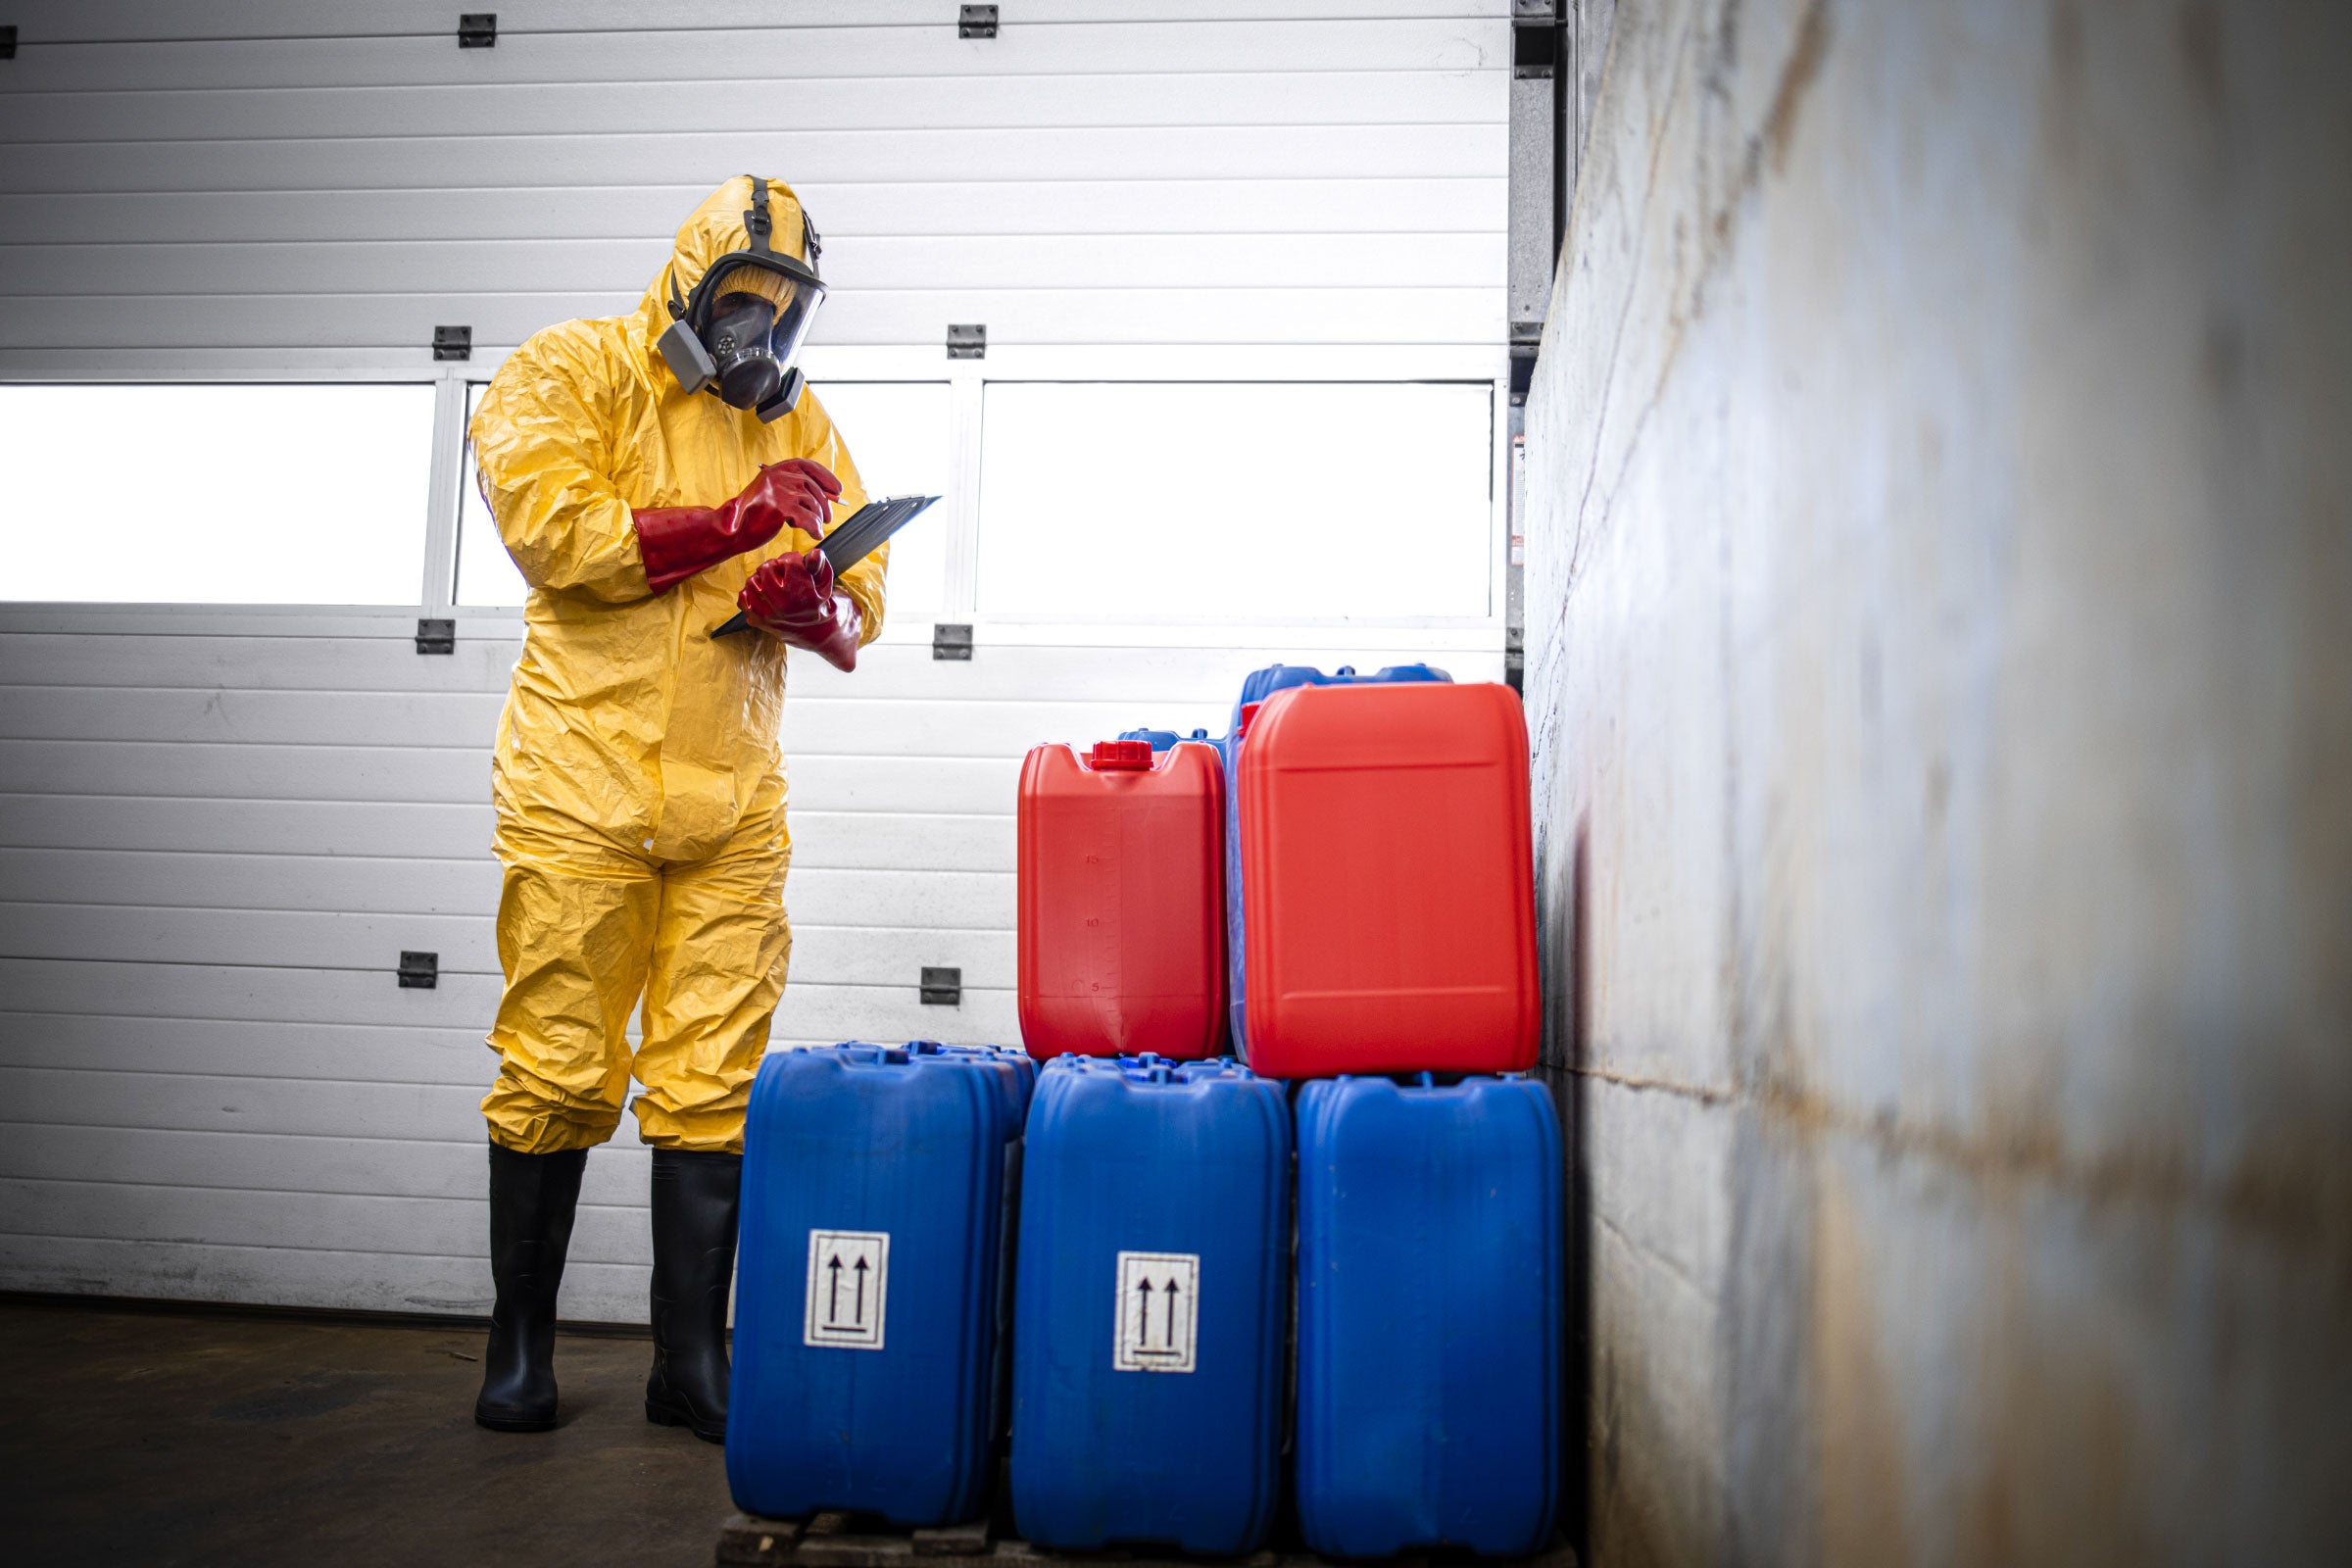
top-left (744, 175), bottom-right (773, 256)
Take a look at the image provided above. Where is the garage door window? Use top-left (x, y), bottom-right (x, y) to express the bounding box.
top-left (0, 383), bottom-right (436, 605)
top-left (973, 382), bottom-right (1494, 621)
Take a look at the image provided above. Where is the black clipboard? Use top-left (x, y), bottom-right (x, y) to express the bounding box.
top-left (710, 493), bottom-right (939, 639)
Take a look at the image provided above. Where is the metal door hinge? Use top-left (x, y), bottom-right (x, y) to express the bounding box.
top-left (398, 951), bottom-right (440, 989)
top-left (933, 623), bottom-right (973, 662)
top-left (433, 324), bottom-right (471, 361)
top-left (920, 966), bottom-right (962, 1006)
top-left (416, 618), bottom-right (456, 654)
top-left (1509, 343), bottom-right (1538, 405)
top-left (947, 323), bottom-right (986, 360)
top-left (958, 5), bottom-right (998, 39)
top-left (1512, 16), bottom-right (1559, 77)
top-left (1, 26), bottom-right (18, 60)
top-left (458, 13), bottom-right (496, 47)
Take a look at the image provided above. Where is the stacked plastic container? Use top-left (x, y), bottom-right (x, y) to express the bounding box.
top-left (1010, 1054), bottom-right (1290, 1553)
top-left (1294, 1073), bottom-right (1562, 1557)
top-left (864, 657), bottom-right (1554, 1557)
top-left (726, 1044), bottom-right (1025, 1525)
top-left (1213, 662), bottom-right (1451, 1058)
top-left (1236, 675), bottom-right (1540, 1077)
top-left (1017, 737), bottom-right (1226, 1061)
top-left (1227, 663), bottom-right (1559, 1559)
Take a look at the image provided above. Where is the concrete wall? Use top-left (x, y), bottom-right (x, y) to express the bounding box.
top-left (1520, 3), bottom-right (2351, 1564)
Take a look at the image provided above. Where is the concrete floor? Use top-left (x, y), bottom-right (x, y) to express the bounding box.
top-left (0, 1296), bottom-right (729, 1568)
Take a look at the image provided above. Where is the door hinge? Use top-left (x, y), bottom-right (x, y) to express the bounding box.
top-left (932, 623), bottom-right (973, 662)
top-left (0, 26), bottom-right (18, 60)
top-left (1509, 343), bottom-right (1539, 405)
top-left (458, 13), bottom-right (497, 47)
top-left (398, 951), bottom-right (440, 989)
top-left (920, 966), bottom-right (962, 1006)
top-left (416, 618), bottom-right (456, 655)
top-left (1512, 14), bottom-right (1559, 78)
top-left (433, 324), bottom-right (472, 361)
top-left (958, 5), bottom-right (998, 39)
top-left (947, 323), bottom-right (986, 360)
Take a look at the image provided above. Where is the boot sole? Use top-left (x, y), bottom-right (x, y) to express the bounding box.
top-left (475, 1404), bottom-right (559, 1433)
top-left (645, 1398), bottom-right (725, 1445)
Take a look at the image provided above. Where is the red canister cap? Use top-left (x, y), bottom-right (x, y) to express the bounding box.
top-left (1088, 739), bottom-right (1154, 770)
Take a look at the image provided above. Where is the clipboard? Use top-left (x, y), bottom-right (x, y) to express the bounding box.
top-left (710, 493), bottom-right (939, 639)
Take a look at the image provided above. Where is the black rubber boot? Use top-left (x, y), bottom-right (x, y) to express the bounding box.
top-left (644, 1149), bottom-right (743, 1445)
top-left (473, 1143), bottom-right (588, 1433)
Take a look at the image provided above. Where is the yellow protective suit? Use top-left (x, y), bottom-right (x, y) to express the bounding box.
top-left (468, 175), bottom-right (886, 1155)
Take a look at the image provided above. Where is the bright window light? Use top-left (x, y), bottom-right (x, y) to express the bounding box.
top-left (454, 382), bottom-right (526, 607)
top-left (0, 383), bottom-right (434, 605)
top-left (808, 382), bottom-right (952, 618)
top-left (456, 381), bottom-right (952, 614)
top-left (974, 382), bottom-right (1494, 621)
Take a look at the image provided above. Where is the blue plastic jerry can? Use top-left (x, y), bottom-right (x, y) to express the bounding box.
top-left (726, 1045), bottom-right (1024, 1526)
top-left (1294, 1073), bottom-right (1564, 1557)
top-left (908, 1039), bottom-right (1038, 1114)
top-left (1117, 725), bottom-right (1213, 752)
top-left (1009, 1055), bottom-right (1290, 1553)
top-left (1215, 662), bottom-right (1452, 1062)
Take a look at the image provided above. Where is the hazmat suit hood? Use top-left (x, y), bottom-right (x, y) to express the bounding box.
top-left (637, 176), bottom-right (820, 393)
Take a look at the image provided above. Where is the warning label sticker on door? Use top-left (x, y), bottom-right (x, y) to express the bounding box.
top-left (1113, 1250), bottom-right (1199, 1373)
top-left (805, 1230), bottom-right (889, 1350)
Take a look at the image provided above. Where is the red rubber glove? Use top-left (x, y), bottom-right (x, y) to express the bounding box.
top-left (635, 459), bottom-right (840, 595)
top-left (738, 549), bottom-right (863, 672)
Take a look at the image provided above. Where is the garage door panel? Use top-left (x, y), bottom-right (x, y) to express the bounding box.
top-left (0, 70), bottom-right (1500, 145)
top-left (0, 632), bottom-right (519, 693)
top-left (0, 1012), bottom-right (492, 1084)
top-left (0, 286), bottom-right (1504, 353)
top-left (9, 0), bottom-right (1499, 45)
top-left (0, 739), bottom-right (494, 804)
top-left (5, 123), bottom-right (1503, 196)
top-left (6, 20), bottom-right (1503, 95)
top-left (0, 847), bottom-right (502, 915)
top-left (0, 795), bottom-right (493, 859)
top-left (0, 685), bottom-right (506, 747)
top-left (0, 178), bottom-right (1507, 246)
top-left (1, 1064), bottom-right (485, 1143)
top-left (0, 231), bottom-right (1505, 300)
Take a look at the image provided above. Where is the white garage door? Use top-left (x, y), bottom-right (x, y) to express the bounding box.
top-left (0, 1), bottom-right (1510, 1321)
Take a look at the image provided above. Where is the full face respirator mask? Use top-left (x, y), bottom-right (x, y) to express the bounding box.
top-left (657, 176), bottom-right (827, 423)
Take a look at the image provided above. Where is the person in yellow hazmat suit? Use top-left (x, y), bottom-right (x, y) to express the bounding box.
top-left (464, 175), bottom-right (885, 1441)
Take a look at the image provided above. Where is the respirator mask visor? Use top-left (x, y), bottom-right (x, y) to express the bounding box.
top-left (695, 256), bottom-right (824, 412)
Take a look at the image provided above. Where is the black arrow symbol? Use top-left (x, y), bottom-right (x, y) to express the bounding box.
top-left (1159, 1275), bottom-right (1180, 1348)
top-left (827, 1254), bottom-right (844, 1323)
top-left (854, 1254), bottom-right (869, 1323)
top-left (1136, 1276), bottom-right (1153, 1348)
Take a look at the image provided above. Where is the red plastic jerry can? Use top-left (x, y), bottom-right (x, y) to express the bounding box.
top-left (1237, 682), bottom-right (1539, 1077)
top-left (1017, 739), bottom-right (1227, 1061)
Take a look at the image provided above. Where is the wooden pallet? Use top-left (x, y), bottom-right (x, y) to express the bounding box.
top-left (716, 1511), bottom-right (1580, 1568)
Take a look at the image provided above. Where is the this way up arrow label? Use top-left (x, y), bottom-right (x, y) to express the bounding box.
top-left (805, 1230), bottom-right (889, 1350)
top-left (1114, 1250), bottom-right (1200, 1374)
